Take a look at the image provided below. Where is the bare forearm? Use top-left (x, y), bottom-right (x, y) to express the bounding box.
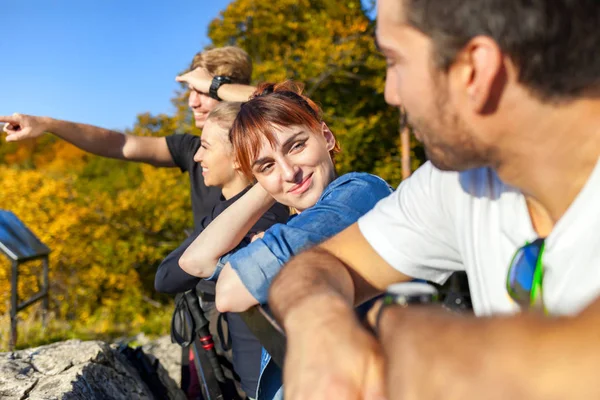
top-left (180, 184), bottom-right (275, 277)
top-left (3, 114), bottom-right (173, 166)
top-left (44, 118), bottom-right (129, 159)
top-left (378, 300), bottom-right (600, 399)
top-left (269, 247), bottom-right (358, 328)
top-left (217, 84), bottom-right (256, 102)
top-left (176, 68), bottom-right (256, 102)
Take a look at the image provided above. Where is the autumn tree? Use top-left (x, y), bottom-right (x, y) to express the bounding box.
top-left (0, 0), bottom-right (428, 350)
top-left (207, 0), bottom-right (424, 185)
top-left (0, 116), bottom-right (191, 348)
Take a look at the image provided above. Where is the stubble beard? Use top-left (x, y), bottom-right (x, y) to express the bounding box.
top-left (413, 85), bottom-right (491, 172)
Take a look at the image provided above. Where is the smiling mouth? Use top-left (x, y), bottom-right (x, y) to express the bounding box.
top-left (288, 173), bottom-right (313, 195)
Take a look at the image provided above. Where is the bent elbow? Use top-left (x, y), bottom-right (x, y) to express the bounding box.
top-left (215, 277), bottom-right (238, 313)
top-left (154, 273), bottom-right (178, 294)
top-left (215, 285), bottom-right (236, 313)
top-left (216, 279), bottom-right (256, 313)
top-left (215, 293), bottom-right (231, 313)
top-left (154, 263), bottom-right (171, 293)
top-left (178, 254), bottom-right (198, 276)
top-left (154, 275), bottom-right (165, 293)
top-left (179, 253), bottom-right (217, 278)
top-left (216, 293), bottom-right (250, 313)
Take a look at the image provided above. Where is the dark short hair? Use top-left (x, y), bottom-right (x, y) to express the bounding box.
top-left (404, 0), bottom-right (600, 101)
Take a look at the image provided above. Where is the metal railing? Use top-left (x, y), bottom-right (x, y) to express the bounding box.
top-left (10, 256), bottom-right (50, 350)
top-left (0, 210), bottom-right (51, 350)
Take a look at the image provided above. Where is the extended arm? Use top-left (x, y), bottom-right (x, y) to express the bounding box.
top-left (179, 183), bottom-right (275, 278)
top-left (213, 84), bottom-right (256, 102)
top-left (377, 297), bottom-right (600, 400)
top-left (1, 113), bottom-right (175, 167)
top-left (176, 68), bottom-right (256, 102)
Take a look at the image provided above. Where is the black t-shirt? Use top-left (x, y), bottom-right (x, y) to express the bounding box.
top-left (166, 133), bottom-right (223, 228)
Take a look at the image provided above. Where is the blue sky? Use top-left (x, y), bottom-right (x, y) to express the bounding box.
top-left (1, 0), bottom-right (376, 131)
top-left (0, 0), bottom-right (233, 130)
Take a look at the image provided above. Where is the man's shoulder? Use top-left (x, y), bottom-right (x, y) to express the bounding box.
top-left (456, 166), bottom-right (512, 200)
top-left (411, 162), bottom-right (509, 199)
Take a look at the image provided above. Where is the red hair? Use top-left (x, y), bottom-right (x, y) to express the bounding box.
top-left (231, 81), bottom-right (341, 180)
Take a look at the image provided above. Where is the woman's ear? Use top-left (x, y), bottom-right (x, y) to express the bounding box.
top-left (231, 151), bottom-right (243, 171)
top-left (233, 158), bottom-right (241, 170)
top-left (321, 122), bottom-right (336, 151)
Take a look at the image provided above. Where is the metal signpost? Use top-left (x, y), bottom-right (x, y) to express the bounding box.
top-left (0, 210), bottom-right (51, 350)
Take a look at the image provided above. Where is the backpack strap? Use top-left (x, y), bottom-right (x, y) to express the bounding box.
top-left (171, 293), bottom-right (194, 347)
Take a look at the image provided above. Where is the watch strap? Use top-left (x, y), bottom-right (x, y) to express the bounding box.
top-left (375, 282), bottom-right (439, 334)
top-left (209, 76), bottom-right (232, 100)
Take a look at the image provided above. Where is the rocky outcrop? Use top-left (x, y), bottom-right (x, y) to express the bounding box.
top-left (0, 338), bottom-right (185, 400)
top-left (142, 335), bottom-right (182, 387)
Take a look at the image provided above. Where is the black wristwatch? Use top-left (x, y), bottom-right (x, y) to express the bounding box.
top-left (375, 282), bottom-right (439, 331)
top-left (209, 75), bottom-right (232, 100)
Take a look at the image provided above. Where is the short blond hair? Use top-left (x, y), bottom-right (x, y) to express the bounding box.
top-left (206, 101), bottom-right (243, 132)
top-left (189, 46), bottom-right (252, 84)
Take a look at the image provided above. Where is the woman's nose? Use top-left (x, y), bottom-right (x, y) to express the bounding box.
top-left (193, 147), bottom-right (203, 162)
top-left (280, 160), bottom-right (300, 182)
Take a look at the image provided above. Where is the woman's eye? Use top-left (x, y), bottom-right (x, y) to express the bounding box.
top-left (260, 163), bottom-right (274, 173)
top-left (291, 141), bottom-right (306, 152)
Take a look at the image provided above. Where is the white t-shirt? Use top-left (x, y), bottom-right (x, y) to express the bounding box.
top-left (358, 161), bottom-right (600, 316)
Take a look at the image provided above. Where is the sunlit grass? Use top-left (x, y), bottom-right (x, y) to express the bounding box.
top-left (0, 304), bottom-right (173, 352)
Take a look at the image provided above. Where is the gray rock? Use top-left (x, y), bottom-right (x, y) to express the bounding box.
top-left (142, 335), bottom-right (181, 386)
top-left (0, 339), bottom-right (185, 400)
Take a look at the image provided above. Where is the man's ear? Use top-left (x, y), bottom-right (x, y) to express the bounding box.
top-left (455, 36), bottom-right (504, 113)
top-left (321, 122), bottom-right (336, 151)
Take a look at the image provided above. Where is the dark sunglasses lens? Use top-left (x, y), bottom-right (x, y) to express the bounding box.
top-left (508, 243), bottom-right (543, 304)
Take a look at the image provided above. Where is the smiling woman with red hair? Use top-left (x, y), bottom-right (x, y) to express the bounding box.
top-left (178, 81), bottom-right (391, 398)
top-left (180, 80), bottom-right (390, 306)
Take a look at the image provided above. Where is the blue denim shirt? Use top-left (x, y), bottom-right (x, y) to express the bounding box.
top-left (221, 173), bottom-right (392, 400)
top-left (227, 172), bottom-right (393, 304)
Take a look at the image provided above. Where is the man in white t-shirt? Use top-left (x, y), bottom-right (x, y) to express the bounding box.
top-left (267, 0), bottom-right (600, 398)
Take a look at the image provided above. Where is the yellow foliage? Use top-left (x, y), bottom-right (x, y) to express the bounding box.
top-left (0, 0), bottom-right (427, 351)
top-left (0, 136), bottom-right (190, 349)
top-left (207, 0), bottom-right (420, 186)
